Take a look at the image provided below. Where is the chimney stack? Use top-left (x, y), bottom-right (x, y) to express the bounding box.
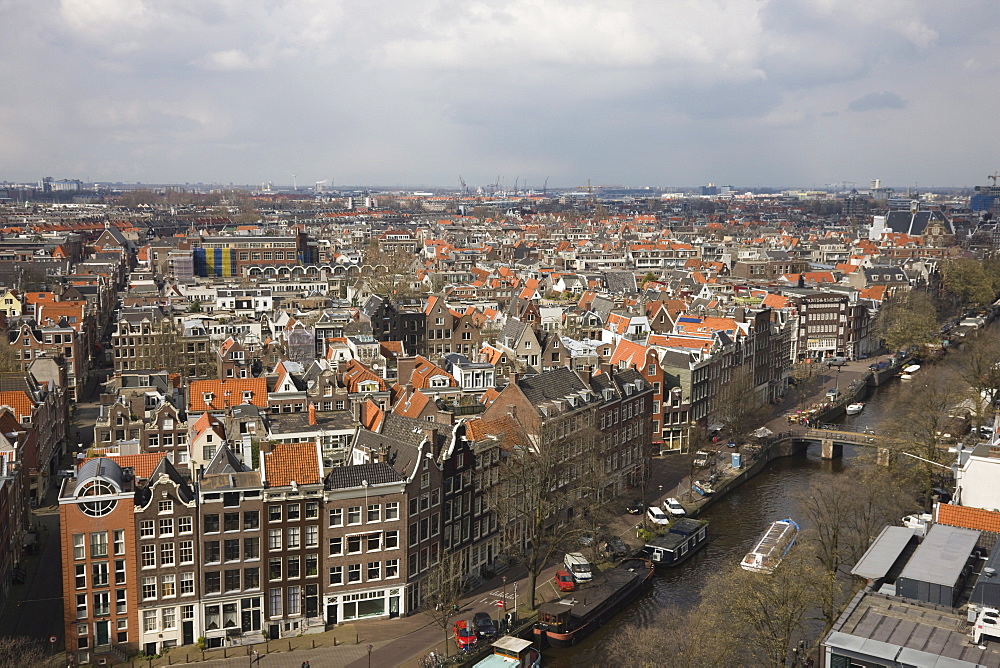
top-left (308, 402), bottom-right (316, 426)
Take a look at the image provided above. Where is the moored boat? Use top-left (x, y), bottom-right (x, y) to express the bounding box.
top-left (741, 518), bottom-right (799, 574)
top-left (846, 402), bottom-right (864, 415)
top-left (533, 558), bottom-right (654, 648)
top-left (640, 518), bottom-right (709, 568)
top-left (473, 636), bottom-right (542, 668)
top-left (900, 364), bottom-right (920, 380)
top-left (692, 480), bottom-right (715, 496)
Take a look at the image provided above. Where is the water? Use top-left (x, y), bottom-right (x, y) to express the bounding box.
top-left (545, 375), bottom-right (912, 665)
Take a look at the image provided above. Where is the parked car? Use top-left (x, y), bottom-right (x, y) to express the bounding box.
top-left (453, 620), bottom-right (477, 650)
top-left (603, 536), bottom-right (630, 559)
top-left (646, 505), bottom-right (671, 525)
top-left (554, 570), bottom-right (576, 592)
top-left (625, 500), bottom-right (644, 515)
top-left (472, 611), bottom-right (497, 640)
top-left (662, 498), bottom-right (686, 516)
top-left (693, 450), bottom-right (711, 467)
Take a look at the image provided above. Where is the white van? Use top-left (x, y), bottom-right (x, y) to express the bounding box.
top-left (564, 552), bottom-right (593, 583)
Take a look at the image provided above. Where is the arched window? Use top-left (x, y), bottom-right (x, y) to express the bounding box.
top-left (78, 479), bottom-right (118, 517)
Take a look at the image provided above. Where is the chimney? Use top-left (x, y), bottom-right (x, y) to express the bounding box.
top-left (308, 402), bottom-right (316, 426)
top-left (508, 371), bottom-right (520, 386)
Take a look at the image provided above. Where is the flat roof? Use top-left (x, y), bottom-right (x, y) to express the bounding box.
top-left (851, 525), bottom-right (917, 580)
top-left (899, 524), bottom-right (980, 587)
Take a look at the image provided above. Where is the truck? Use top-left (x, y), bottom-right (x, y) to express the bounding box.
top-left (563, 552), bottom-right (593, 583)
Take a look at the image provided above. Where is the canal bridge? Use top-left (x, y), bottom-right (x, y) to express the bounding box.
top-left (784, 426), bottom-right (896, 460)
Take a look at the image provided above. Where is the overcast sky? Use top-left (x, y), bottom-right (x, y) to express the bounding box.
top-left (1, 0), bottom-right (997, 189)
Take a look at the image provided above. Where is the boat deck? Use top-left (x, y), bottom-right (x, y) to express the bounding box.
top-left (539, 560), bottom-right (649, 622)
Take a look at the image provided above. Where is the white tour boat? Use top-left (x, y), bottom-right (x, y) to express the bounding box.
top-left (741, 518), bottom-right (799, 574)
top-left (900, 364), bottom-right (920, 380)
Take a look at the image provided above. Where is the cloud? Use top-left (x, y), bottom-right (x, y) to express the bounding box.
top-left (847, 92), bottom-right (908, 112)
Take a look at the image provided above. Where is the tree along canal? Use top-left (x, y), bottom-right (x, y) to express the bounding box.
top-left (544, 374), bottom-right (913, 665)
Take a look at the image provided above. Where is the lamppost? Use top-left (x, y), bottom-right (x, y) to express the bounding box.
top-left (367, 643), bottom-right (373, 668)
top-left (501, 576), bottom-right (507, 612)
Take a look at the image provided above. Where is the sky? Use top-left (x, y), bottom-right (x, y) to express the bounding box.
top-left (1, 0), bottom-right (998, 189)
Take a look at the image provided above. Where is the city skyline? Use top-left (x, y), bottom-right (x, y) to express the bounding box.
top-left (2, 1), bottom-right (998, 187)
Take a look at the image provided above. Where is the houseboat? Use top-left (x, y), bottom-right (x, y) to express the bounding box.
top-left (640, 518), bottom-right (709, 568)
top-left (846, 402), bottom-right (864, 415)
top-left (900, 364), bottom-right (920, 380)
top-left (533, 558), bottom-right (654, 648)
top-left (741, 518), bottom-right (799, 574)
top-left (473, 636), bottom-right (542, 668)
top-left (692, 480), bottom-right (715, 496)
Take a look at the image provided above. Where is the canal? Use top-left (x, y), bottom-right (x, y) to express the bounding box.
top-left (545, 371), bottom-right (917, 665)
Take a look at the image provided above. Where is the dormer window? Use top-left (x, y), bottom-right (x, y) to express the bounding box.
top-left (242, 391), bottom-right (253, 402)
top-left (203, 392), bottom-right (214, 404)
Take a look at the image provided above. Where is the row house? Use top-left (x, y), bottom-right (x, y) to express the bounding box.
top-left (59, 454), bottom-right (165, 666)
top-left (259, 442), bottom-right (325, 638)
top-left (0, 413), bottom-right (28, 615)
top-left (591, 368), bottom-right (656, 498)
top-left (8, 318), bottom-right (87, 401)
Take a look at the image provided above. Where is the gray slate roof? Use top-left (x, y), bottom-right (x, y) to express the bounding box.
top-left (326, 462), bottom-right (404, 490)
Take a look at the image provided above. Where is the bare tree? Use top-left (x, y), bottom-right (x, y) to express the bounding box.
top-left (0, 636), bottom-right (46, 668)
top-left (422, 549), bottom-right (468, 658)
top-left (491, 423), bottom-right (599, 609)
top-left (874, 290), bottom-right (938, 354)
top-left (363, 239), bottom-right (426, 299)
top-left (714, 365), bottom-right (770, 446)
top-left (948, 330), bottom-right (1000, 432)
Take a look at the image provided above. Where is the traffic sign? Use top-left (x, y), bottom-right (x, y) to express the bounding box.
top-left (494, 600), bottom-right (505, 608)
top-left (49, 636), bottom-right (57, 644)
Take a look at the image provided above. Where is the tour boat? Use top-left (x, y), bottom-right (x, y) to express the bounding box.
top-left (846, 402), bottom-right (864, 415)
top-left (741, 518), bottom-right (799, 574)
top-left (900, 364), bottom-right (920, 380)
top-left (533, 558), bottom-right (654, 648)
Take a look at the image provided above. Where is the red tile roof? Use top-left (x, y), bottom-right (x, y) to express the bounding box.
top-left (79, 453), bottom-right (166, 479)
top-left (937, 504), bottom-right (1000, 534)
top-left (262, 442), bottom-right (320, 487)
top-left (188, 378), bottom-right (268, 412)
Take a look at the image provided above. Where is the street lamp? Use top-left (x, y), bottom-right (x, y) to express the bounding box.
top-left (367, 643), bottom-right (373, 668)
top-left (501, 576), bottom-right (507, 612)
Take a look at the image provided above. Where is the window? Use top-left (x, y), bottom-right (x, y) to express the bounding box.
top-left (244, 537), bottom-right (260, 560)
top-left (116, 589), bottom-right (127, 614)
top-left (76, 594), bottom-right (87, 620)
top-left (329, 566), bottom-right (343, 586)
top-left (347, 536), bottom-right (362, 554)
top-left (143, 609), bottom-right (158, 633)
top-left (160, 542), bottom-right (175, 566)
top-left (180, 572), bottom-right (194, 595)
top-left (286, 527), bottom-right (300, 549)
top-left (367, 562), bottom-right (381, 580)
top-left (205, 572), bottom-right (221, 594)
top-left (347, 564), bottom-right (361, 583)
top-left (244, 567), bottom-right (260, 590)
top-left (179, 541), bottom-right (194, 564)
top-left (162, 607), bottom-right (176, 629)
top-left (305, 525), bottom-right (318, 548)
top-left (224, 512), bottom-right (240, 532)
top-left (243, 511), bottom-right (259, 530)
top-left (367, 504), bottom-right (380, 523)
top-left (178, 516), bottom-right (193, 534)
top-left (384, 531), bottom-right (399, 550)
top-left (269, 505), bottom-right (282, 522)
top-left (142, 576), bottom-right (157, 600)
top-left (269, 588), bottom-right (281, 617)
top-left (204, 514), bottom-right (220, 533)
top-left (90, 532), bottom-right (108, 558)
top-left (328, 537), bottom-right (343, 556)
top-left (287, 586), bottom-right (301, 615)
top-left (113, 530), bottom-right (125, 556)
top-left (225, 569), bottom-right (240, 592)
top-left (347, 506), bottom-right (361, 525)
top-left (204, 541), bottom-right (220, 564)
top-left (75, 564), bottom-right (86, 589)
top-left (305, 554), bottom-right (318, 577)
top-left (367, 533), bottom-right (381, 552)
top-left (162, 574), bottom-right (176, 597)
top-left (305, 502), bottom-right (319, 519)
top-left (287, 556), bottom-right (300, 579)
top-left (141, 544), bottom-right (156, 568)
top-left (328, 508), bottom-right (343, 527)
top-left (268, 529), bottom-right (282, 551)
top-left (225, 539), bottom-right (240, 562)
top-left (73, 534), bottom-right (85, 560)
top-left (159, 499), bottom-right (173, 514)
top-left (269, 558), bottom-right (282, 580)
top-left (385, 559), bottom-right (399, 578)
top-left (287, 504), bottom-right (300, 520)
top-left (205, 605), bottom-right (221, 631)
top-left (385, 502), bottom-right (399, 521)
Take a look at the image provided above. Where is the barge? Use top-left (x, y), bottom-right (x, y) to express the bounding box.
top-left (640, 518), bottom-right (709, 568)
top-left (741, 518), bottom-right (799, 574)
top-left (533, 558), bottom-right (654, 647)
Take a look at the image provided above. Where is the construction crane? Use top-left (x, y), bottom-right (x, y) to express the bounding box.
top-left (458, 175), bottom-right (468, 196)
top-left (988, 172), bottom-right (1000, 186)
top-left (543, 176), bottom-right (549, 196)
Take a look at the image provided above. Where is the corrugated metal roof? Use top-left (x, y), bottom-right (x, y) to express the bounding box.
top-left (851, 525), bottom-right (917, 580)
top-left (899, 524), bottom-right (980, 588)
